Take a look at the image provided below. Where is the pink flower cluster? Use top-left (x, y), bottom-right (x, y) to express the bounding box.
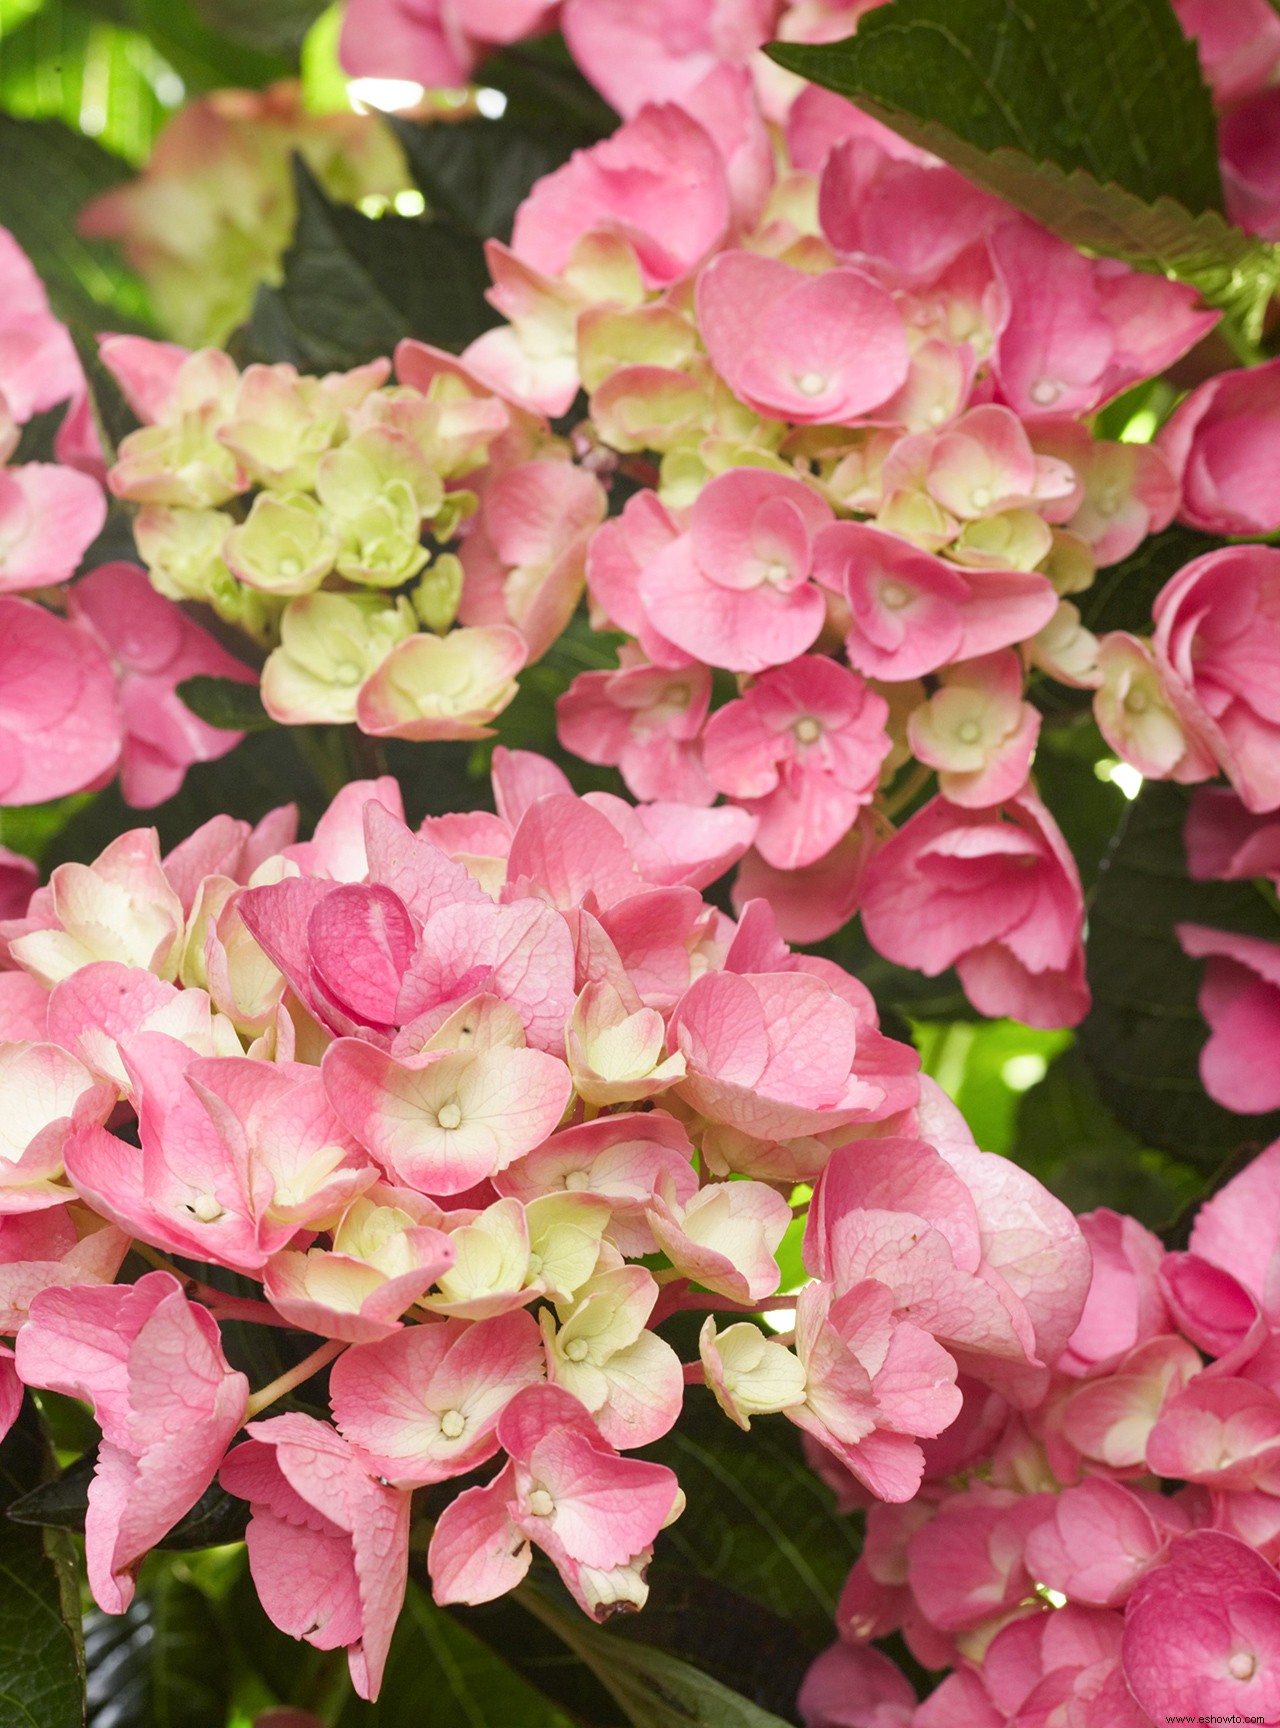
top-left (0, 228), bottom-right (254, 810)
top-left (801, 1128), bottom-right (1280, 1727)
top-left (0, 755), bottom-right (1089, 1699)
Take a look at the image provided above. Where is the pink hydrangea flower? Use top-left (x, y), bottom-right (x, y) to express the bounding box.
top-left (0, 226), bottom-right (82, 422)
top-left (0, 462), bottom-right (105, 594)
top-left (339, 0), bottom-right (557, 87)
top-left (859, 790), bottom-right (1089, 1029)
top-left (68, 562), bottom-right (256, 808)
top-left (1173, 0), bottom-right (1280, 103)
top-left (637, 468), bottom-right (832, 672)
top-left (1122, 1531), bottom-right (1280, 1723)
top-left (1177, 924), bottom-right (1280, 1114)
top-left (696, 250), bottom-right (909, 424)
top-left (220, 1413), bottom-right (410, 1702)
top-left (1158, 357), bottom-right (1280, 535)
top-left (0, 596), bottom-right (122, 805)
top-left (557, 659), bottom-right (715, 806)
top-left (428, 1382), bottom-right (682, 1619)
top-left (511, 103), bottom-right (731, 289)
top-left (15, 1271), bottom-right (248, 1612)
top-left (561, 0), bottom-right (775, 116)
top-left (1153, 544), bottom-right (1280, 812)
top-left (701, 657), bottom-right (891, 869)
top-left (798, 1640), bottom-right (916, 1728)
top-left (906, 650), bottom-right (1040, 808)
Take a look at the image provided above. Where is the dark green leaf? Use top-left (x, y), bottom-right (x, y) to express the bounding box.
top-left (1031, 720), bottom-right (1129, 892)
top-left (766, 0), bottom-right (1280, 335)
top-left (645, 1387), bottom-right (857, 1653)
top-left (176, 675), bottom-right (275, 733)
top-left (1014, 1045), bottom-right (1205, 1229)
top-left (1079, 525), bottom-right (1224, 637)
top-left (242, 157), bottom-right (497, 371)
top-left (1079, 781), bottom-right (1280, 1167)
top-left (519, 1587), bottom-right (793, 1728)
top-left (85, 1576), bottom-right (230, 1728)
top-left (0, 1403), bottom-right (85, 1728)
top-left (0, 115), bottom-right (154, 332)
top-left (391, 114), bottom-right (583, 244)
top-left (335, 1582), bottom-right (576, 1728)
top-left (189, 0), bottom-right (326, 56)
top-left (8, 1451), bottom-right (248, 1550)
top-left (477, 36), bottom-right (620, 142)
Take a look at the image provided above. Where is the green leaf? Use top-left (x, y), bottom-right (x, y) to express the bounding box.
top-left (0, 1403), bottom-right (85, 1728)
top-left (8, 1450), bottom-right (249, 1550)
top-left (84, 1576), bottom-right (231, 1728)
top-left (176, 675), bottom-right (274, 733)
top-left (391, 113), bottom-right (584, 244)
top-left (1014, 1045), bottom-right (1205, 1229)
top-left (1079, 780), bottom-right (1280, 1168)
top-left (476, 35), bottom-right (619, 142)
top-left (189, 0), bottom-right (326, 56)
top-left (334, 1583), bottom-right (576, 1728)
top-left (0, 114), bottom-right (154, 331)
top-left (519, 1587), bottom-right (793, 1728)
top-left (1078, 524), bottom-right (1224, 637)
top-left (766, 0), bottom-right (1280, 335)
top-left (241, 157), bottom-right (497, 371)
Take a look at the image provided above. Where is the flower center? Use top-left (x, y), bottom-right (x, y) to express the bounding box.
top-left (527, 1488), bottom-right (555, 1517)
top-left (564, 1337), bottom-right (590, 1362)
top-left (439, 1408), bottom-right (466, 1440)
top-left (763, 559), bottom-right (791, 586)
top-left (1030, 377), bottom-right (1061, 407)
top-left (564, 1170), bottom-right (590, 1191)
top-left (797, 372), bottom-right (827, 397)
top-left (794, 717), bottom-right (822, 745)
top-left (191, 1193), bottom-right (224, 1223)
top-left (956, 719), bottom-right (982, 745)
top-left (881, 581), bottom-right (913, 610)
top-left (1123, 688), bottom-right (1149, 715)
top-left (436, 1101), bottom-right (463, 1130)
top-left (970, 486), bottom-right (992, 511)
top-left (1228, 1650), bottom-right (1257, 1682)
top-left (333, 661), bottom-right (363, 686)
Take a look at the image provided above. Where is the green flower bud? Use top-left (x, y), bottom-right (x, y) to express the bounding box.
top-left (223, 492), bottom-right (339, 595)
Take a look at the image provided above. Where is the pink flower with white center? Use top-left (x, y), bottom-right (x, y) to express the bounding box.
top-left (458, 459), bottom-right (606, 661)
top-left (1094, 630), bottom-right (1217, 784)
top-left (562, 0), bottom-right (775, 116)
top-left (541, 1261), bottom-right (684, 1448)
top-left (1158, 356), bottom-right (1280, 535)
top-left (0, 596), bottom-right (122, 806)
top-left (788, 1278), bottom-right (962, 1503)
top-left (1031, 417), bottom-right (1180, 565)
top-left (906, 650), bottom-right (1040, 809)
top-left (859, 790), bottom-right (1089, 1029)
top-left (0, 1204), bottom-right (129, 1334)
top-left (428, 1383), bottom-right (682, 1618)
top-left (989, 216), bottom-right (1217, 418)
top-left (322, 1037), bottom-right (573, 1196)
top-left (813, 521), bottom-right (1058, 681)
top-left (923, 405), bottom-right (1078, 524)
top-left (511, 103), bottom-right (730, 290)
top-left (695, 250), bottom-right (909, 425)
top-left (330, 1308), bottom-right (544, 1484)
top-left (557, 660), bottom-right (716, 806)
top-left (1176, 925), bottom-right (1280, 1115)
top-left (670, 968), bottom-right (886, 1140)
top-left (637, 467), bottom-right (832, 673)
top-left (0, 462), bottom-right (105, 593)
top-left (1153, 544), bottom-right (1280, 812)
top-left (646, 1176), bottom-right (791, 1303)
top-left (494, 1110), bottom-right (697, 1258)
top-left (69, 562), bottom-right (256, 808)
top-left (15, 1272), bottom-right (248, 1613)
top-left (1122, 1531), bottom-right (1280, 1724)
top-left (45, 960), bottom-right (223, 1089)
top-left (263, 1191), bottom-right (456, 1343)
top-left (701, 657), bottom-right (891, 870)
top-left (0, 1041), bottom-right (115, 1213)
top-left (355, 625), bottom-right (527, 744)
top-left (220, 1413), bottom-right (410, 1703)
top-left (566, 980), bottom-right (687, 1107)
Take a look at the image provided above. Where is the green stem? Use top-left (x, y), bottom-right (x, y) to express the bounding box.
top-left (245, 1339), bottom-right (345, 1419)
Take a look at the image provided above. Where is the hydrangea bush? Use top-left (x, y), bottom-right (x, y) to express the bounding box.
top-left (7, 0), bottom-right (1280, 1725)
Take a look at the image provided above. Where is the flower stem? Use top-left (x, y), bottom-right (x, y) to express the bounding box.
top-left (133, 1245), bottom-right (296, 1329)
top-left (245, 1339), bottom-right (345, 1419)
